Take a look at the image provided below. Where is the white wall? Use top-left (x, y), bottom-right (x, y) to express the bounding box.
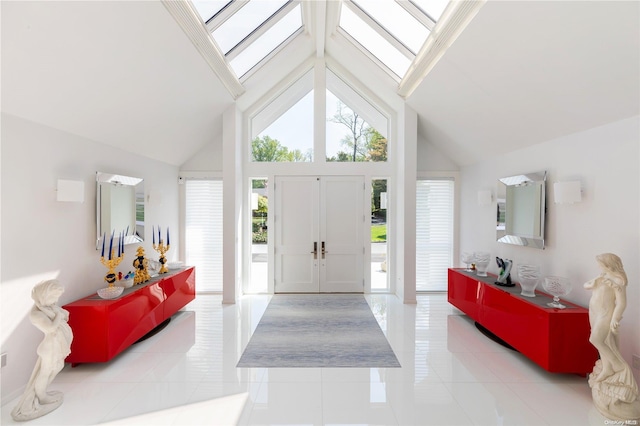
top-left (180, 131), bottom-right (223, 171)
top-left (458, 116), bottom-right (640, 383)
top-left (417, 135), bottom-right (460, 172)
top-left (0, 113), bottom-right (181, 404)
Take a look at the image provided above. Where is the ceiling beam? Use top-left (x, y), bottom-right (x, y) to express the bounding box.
top-left (399, 0), bottom-right (486, 99)
top-left (303, 0), bottom-right (329, 58)
top-left (324, 0), bottom-right (342, 47)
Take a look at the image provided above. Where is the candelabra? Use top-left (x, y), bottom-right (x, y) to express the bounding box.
top-left (100, 249), bottom-right (124, 287)
top-left (153, 241), bottom-right (170, 274)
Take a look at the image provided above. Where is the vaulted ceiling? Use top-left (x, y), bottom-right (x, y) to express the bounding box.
top-left (2, 1), bottom-right (638, 167)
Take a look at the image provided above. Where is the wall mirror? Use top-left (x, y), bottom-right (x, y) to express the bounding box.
top-left (96, 172), bottom-right (144, 249)
top-left (496, 171), bottom-right (546, 249)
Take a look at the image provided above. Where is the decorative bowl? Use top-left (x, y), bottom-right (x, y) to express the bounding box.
top-left (517, 264), bottom-right (540, 297)
top-left (167, 261), bottom-right (184, 270)
top-left (97, 286), bottom-right (124, 299)
top-left (116, 278), bottom-right (134, 288)
top-left (474, 252), bottom-right (491, 277)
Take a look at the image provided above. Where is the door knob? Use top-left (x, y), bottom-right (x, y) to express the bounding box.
top-left (310, 242), bottom-right (317, 259)
top-left (321, 241), bottom-right (328, 259)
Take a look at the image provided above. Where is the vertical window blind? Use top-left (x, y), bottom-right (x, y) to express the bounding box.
top-left (185, 180), bottom-right (223, 293)
top-left (416, 179), bottom-right (454, 292)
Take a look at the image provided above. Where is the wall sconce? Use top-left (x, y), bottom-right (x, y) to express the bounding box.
top-left (56, 179), bottom-right (84, 203)
top-left (554, 181), bottom-right (582, 204)
top-left (477, 190), bottom-right (492, 206)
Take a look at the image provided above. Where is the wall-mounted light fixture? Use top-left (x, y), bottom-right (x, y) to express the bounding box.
top-left (553, 181), bottom-right (582, 204)
top-left (56, 179), bottom-right (85, 203)
top-left (477, 190), bottom-right (492, 206)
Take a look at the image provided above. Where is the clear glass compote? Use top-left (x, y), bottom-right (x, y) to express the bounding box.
top-left (461, 252), bottom-right (474, 272)
top-left (542, 276), bottom-right (572, 308)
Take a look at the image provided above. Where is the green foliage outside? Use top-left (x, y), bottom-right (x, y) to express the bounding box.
top-left (252, 194), bottom-right (268, 243)
top-left (252, 135), bottom-right (311, 162)
top-left (326, 101), bottom-right (388, 162)
top-left (371, 224), bottom-right (387, 242)
top-left (251, 101), bottom-right (387, 163)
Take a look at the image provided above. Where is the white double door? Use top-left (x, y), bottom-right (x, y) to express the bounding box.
top-left (274, 176), bottom-right (365, 293)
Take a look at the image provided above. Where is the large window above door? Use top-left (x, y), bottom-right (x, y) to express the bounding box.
top-left (326, 90), bottom-right (387, 162)
top-left (249, 67), bottom-right (389, 163)
top-left (253, 90), bottom-right (314, 162)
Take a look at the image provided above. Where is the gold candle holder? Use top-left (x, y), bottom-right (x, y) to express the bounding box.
top-left (133, 246), bottom-right (151, 285)
top-left (153, 241), bottom-right (170, 274)
top-left (100, 249), bottom-right (124, 287)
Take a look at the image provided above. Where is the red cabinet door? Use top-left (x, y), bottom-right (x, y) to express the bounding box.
top-left (161, 267), bottom-right (196, 320)
top-left (447, 269), bottom-right (482, 321)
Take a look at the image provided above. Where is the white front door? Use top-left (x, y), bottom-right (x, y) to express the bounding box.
top-left (274, 176), bottom-right (364, 293)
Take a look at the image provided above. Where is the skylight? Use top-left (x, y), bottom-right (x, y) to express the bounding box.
top-left (192, 0), bottom-right (303, 79)
top-left (340, 5), bottom-right (411, 77)
top-left (410, 0), bottom-right (449, 22)
top-left (339, 0), bottom-right (443, 79)
top-left (191, 0), bottom-right (231, 23)
top-left (230, 4), bottom-right (302, 77)
top-left (353, 0), bottom-right (429, 53)
top-left (212, 0), bottom-right (288, 54)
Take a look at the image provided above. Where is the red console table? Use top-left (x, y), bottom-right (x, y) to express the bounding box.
top-left (448, 268), bottom-right (598, 375)
top-left (64, 266), bottom-right (195, 365)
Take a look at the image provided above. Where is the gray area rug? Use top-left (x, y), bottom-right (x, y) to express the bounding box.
top-left (237, 294), bottom-right (401, 368)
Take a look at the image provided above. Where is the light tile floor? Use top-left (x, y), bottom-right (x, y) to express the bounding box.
top-left (1, 294), bottom-right (609, 425)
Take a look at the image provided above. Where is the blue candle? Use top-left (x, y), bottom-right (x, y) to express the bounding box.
top-left (125, 225), bottom-right (129, 236)
top-left (121, 230), bottom-right (125, 255)
top-left (158, 226), bottom-right (161, 244)
top-left (109, 230), bottom-right (114, 260)
top-left (101, 232), bottom-right (106, 257)
top-left (167, 228), bottom-right (170, 246)
top-left (118, 231), bottom-right (121, 257)
top-left (152, 225), bottom-right (155, 244)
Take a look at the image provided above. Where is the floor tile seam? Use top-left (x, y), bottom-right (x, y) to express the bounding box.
top-left (436, 382), bottom-right (494, 426)
top-left (96, 380), bottom-right (146, 424)
top-left (383, 390), bottom-right (432, 426)
top-left (243, 378), bottom-right (270, 423)
top-left (500, 381), bottom-right (557, 425)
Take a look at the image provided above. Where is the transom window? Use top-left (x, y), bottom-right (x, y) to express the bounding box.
top-left (250, 68), bottom-right (389, 163)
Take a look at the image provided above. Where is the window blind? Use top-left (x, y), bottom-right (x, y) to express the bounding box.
top-left (185, 180), bottom-right (223, 293)
top-left (416, 179), bottom-right (454, 292)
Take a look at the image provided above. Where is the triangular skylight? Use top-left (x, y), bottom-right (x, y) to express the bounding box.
top-left (193, 0), bottom-right (304, 79)
top-left (338, 0), bottom-right (443, 80)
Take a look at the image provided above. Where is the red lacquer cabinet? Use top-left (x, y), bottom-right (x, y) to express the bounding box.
top-left (63, 267), bottom-right (195, 365)
top-left (448, 268), bottom-right (598, 375)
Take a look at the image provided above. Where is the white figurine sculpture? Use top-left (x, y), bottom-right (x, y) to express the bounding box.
top-left (11, 280), bottom-right (73, 421)
top-left (584, 253), bottom-right (640, 422)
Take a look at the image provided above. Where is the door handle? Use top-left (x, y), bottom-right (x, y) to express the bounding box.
top-left (310, 242), bottom-right (317, 259)
top-left (321, 241), bottom-right (328, 259)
